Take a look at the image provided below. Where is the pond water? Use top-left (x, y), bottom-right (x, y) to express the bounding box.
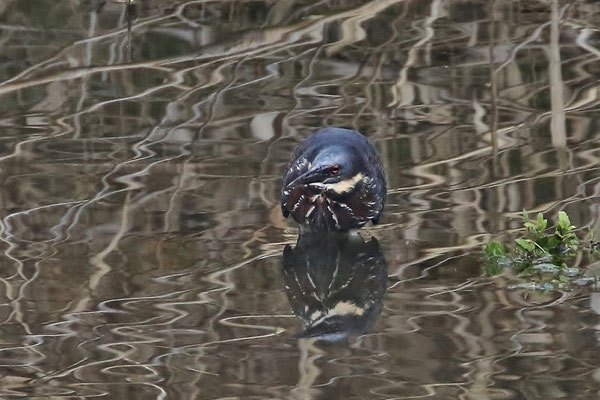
top-left (1, 0), bottom-right (600, 398)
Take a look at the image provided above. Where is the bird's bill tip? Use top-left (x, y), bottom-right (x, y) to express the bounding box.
top-left (285, 166), bottom-right (327, 189)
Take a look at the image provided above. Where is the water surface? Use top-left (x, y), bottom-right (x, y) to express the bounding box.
top-left (0, 0), bottom-right (600, 398)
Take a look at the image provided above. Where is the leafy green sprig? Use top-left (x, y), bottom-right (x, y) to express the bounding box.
top-left (483, 210), bottom-right (597, 288)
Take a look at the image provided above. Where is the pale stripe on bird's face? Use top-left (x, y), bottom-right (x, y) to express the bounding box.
top-left (308, 172), bottom-right (366, 194)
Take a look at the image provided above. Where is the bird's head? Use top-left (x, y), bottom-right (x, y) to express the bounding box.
top-left (285, 146), bottom-right (365, 194)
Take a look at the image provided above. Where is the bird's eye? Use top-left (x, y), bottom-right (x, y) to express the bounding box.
top-left (330, 165), bottom-right (340, 175)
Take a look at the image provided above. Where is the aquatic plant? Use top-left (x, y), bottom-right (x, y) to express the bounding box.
top-left (484, 210), bottom-right (598, 289)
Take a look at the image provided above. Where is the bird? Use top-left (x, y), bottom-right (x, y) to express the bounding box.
top-left (281, 127), bottom-right (386, 232)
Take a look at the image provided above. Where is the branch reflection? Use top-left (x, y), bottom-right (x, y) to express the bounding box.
top-left (282, 232), bottom-right (387, 342)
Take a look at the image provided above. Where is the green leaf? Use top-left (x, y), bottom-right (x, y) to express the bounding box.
top-left (516, 238), bottom-right (535, 252)
top-left (524, 221), bottom-right (536, 230)
top-left (546, 235), bottom-right (559, 249)
top-left (557, 211), bottom-right (571, 231)
top-left (537, 235), bottom-right (548, 247)
top-left (558, 275), bottom-right (570, 284)
top-left (485, 241), bottom-right (506, 257)
top-left (536, 213), bottom-right (547, 231)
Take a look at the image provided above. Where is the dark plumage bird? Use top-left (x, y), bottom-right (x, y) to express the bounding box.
top-left (281, 127), bottom-right (386, 232)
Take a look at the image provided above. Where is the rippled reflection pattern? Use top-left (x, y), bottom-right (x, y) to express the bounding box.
top-left (283, 233), bottom-right (387, 341)
top-left (0, 0), bottom-right (600, 399)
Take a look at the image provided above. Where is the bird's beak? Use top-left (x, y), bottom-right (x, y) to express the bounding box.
top-left (286, 166), bottom-right (328, 189)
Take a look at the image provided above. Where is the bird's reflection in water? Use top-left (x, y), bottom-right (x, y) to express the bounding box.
top-left (282, 232), bottom-right (387, 342)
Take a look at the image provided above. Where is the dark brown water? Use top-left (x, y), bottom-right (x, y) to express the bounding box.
top-left (1, 0), bottom-right (600, 398)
